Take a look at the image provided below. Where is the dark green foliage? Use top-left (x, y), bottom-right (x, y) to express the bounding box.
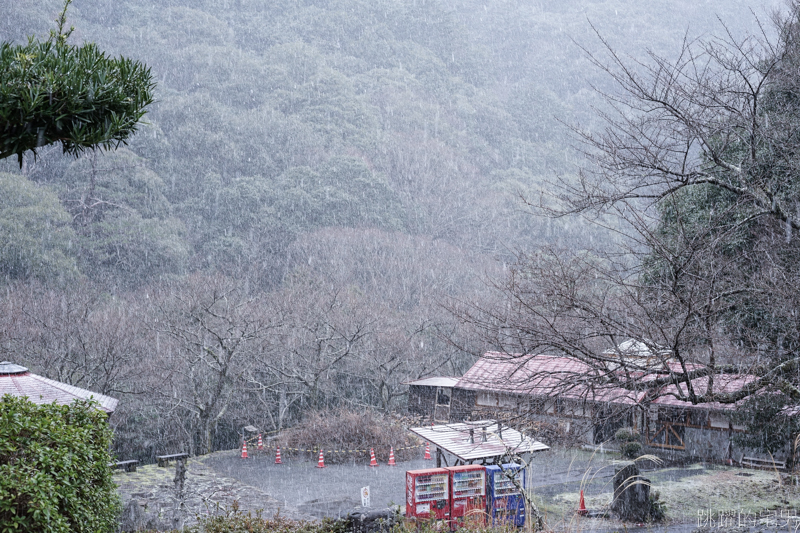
top-left (614, 427), bottom-right (642, 459)
top-left (730, 393), bottom-right (800, 457)
top-left (641, 34), bottom-right (800, 358)
top-left (0, 172), bottom-right (77, 282)
top-left (620, 442), bottom-right (643, 459)
top-left (51, 149), bottom-right (189, 285)
top-left (614, 427), bottom-right (640, 442)
top-left (0, 1), bottom-right (154, 166)
top-left (0, 395), bottom-right (120, 533)
top-left (649, 490), bottom-right (666, 522)
top-left (185, 513), bottom-right (349, 533)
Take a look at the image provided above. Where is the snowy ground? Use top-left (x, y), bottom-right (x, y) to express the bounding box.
top-left (115, 446), bottom-right (800, 532)
top-left (204, 450), bottom-right (428, 519)
top-left (202, 446), bottom-right (800, 532)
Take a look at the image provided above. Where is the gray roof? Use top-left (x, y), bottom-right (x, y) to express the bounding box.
top-left (0, 361), bottom-right (28, 375)
top-left (409, 420), bottom-right (549, 462)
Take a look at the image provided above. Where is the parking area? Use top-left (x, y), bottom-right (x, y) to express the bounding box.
top-left (205, 451), bottom-right (431, 518)
top-left (198, 446), bottom-right (799, 532)
top-left (111, 442), bottom-right (800, 532)
top-left (202, 446), bottom-right (633, 520)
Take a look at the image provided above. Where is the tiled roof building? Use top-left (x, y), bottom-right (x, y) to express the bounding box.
top-left (0, 361), bottom-right (118, 414)
top-left (408, 348), bottom-right (780, 465)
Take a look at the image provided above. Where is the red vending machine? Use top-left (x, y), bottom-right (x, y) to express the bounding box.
top-left (446, 465), bottom-right (487, 529)
top-left (406, 468), bottom-right (450, 522)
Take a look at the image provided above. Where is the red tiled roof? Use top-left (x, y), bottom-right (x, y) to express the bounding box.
top-left (651, 374), bottom-right (757, 411)
top-left (456, 352), bottom-right (645, 405)
top-left (0, 362), bottom-right (118, 413)
top-left (456, 352), bottom-right (756, 411)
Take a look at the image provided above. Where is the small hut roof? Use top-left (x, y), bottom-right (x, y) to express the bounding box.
top-left (409, 420), bottom-right (549, 462)
top-left (0, 362), bottom-right (118, 413)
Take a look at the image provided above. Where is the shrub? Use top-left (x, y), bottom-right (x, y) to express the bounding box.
top-left (0, 394), bottom-right (120, 532)
top-left (0, 1), bottom-right (155, 166)
top-left (649, 490), bottom-right (666, 522)
top-left (184, 513), bottom-right (348, 533)
top-left (620, 441), bottom-right (643, 459)
top-left (277, 408), bottom-right (420, 464)
top-left (614, 427), bottom-right (642, 459)
top-left (614, 427), bottom-right (640, 443)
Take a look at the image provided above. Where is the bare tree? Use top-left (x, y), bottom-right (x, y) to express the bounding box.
top-left (0, 282), bottom-right (146, 396)
top-left (271, 279), bottom-right (371, 412)
top-left (283, 228), bottom-right (488, 412)
top-left (462, 4), bottom-right (800, 408)
top-left (151, 274), bottom-right (277, 454)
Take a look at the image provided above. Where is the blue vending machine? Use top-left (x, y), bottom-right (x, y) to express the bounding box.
top-left (485, 464), bottom-right (525, 527)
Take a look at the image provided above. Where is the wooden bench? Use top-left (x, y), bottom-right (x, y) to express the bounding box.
top-left (110, 459), bottom-right (139, 472)
top-left (156, 453), bottom-right (189, 467)
top-left (741, 455), bottom-right (786, 471)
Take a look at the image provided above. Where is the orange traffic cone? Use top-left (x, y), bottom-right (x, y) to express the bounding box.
top-left (275, 446), bottom-right (283, 464)
top-left (257, 433), bottom-right (263, 451)
top-left (577, 490), bottom-right (587, 516)
top-left (316, 450), bottom-right (326, 468)
top-left (241, 439), bottom-right (248, 459)
top-left (369, 448), bottom-right (379, 467)
top-left (388, 447), bottom-right (396, 466)
top-left (424, 442), bottom-right (432, 460)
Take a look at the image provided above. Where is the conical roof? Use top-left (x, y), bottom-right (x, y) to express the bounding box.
top-left (0, 362), bottom-right (118, 413)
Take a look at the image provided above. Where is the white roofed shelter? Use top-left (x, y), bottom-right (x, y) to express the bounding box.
top-left (409, 420), bottom-right (549, 467)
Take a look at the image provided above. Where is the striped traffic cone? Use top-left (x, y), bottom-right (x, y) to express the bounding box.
top-left (387, 446), bottom-right (396, 466)
top-left (275, 446), bottom-right (283, 464)
top-left (369, 448), bottom-right (378, 467)
top-left (257, 433), bottom-right (263, 451)
top-left (316, 450), bottom-right (326, 468)
top-left (241, 439), bottom-right (248, 459)
top-left (424, 442), bottom-right (432, 460)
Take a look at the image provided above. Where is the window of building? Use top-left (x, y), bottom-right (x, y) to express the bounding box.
top-left (476, 391), bottom-right (497, 407)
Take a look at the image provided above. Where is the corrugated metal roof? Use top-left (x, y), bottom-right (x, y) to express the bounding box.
top-left (0, 364), bottom-right (118, 413)
top-left (637, 361), bottom-right (705, 381)
top-left (405, 377), bottom-right (461, 387)
top-left (409, 420), bottom-right (549, 461)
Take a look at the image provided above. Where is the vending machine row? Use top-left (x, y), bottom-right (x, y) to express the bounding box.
top-left (406, 464), bottom-right (525, 529)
